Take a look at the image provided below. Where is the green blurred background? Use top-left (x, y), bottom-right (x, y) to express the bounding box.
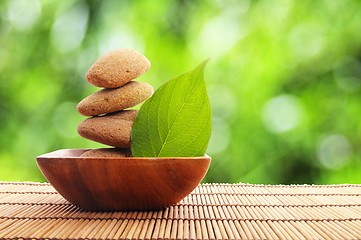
top-left (1, 0), bottom-right (361, 184)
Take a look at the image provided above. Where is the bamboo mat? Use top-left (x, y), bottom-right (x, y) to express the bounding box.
top-left (0, 182), bottom-right (361, 240)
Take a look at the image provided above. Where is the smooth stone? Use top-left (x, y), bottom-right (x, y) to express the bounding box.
top-left (77, 81), bottom-right (153, 116)
top-left (77, 110), bottom-right (137, 148)
top-left (86, 48), bottom-right (151, 88)
top-left (80, 148), bottom-right (132, 158)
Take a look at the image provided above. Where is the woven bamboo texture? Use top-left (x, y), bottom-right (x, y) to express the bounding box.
top-left (0, 182), bottom-right (360, 239)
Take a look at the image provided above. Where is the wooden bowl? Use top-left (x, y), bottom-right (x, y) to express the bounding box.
top-left (36, 149), bottom-right (211, 211)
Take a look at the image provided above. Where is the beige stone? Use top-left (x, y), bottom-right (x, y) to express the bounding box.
top-left (80, 148), bottom-right (132, 158)
top-left (86, 48), bottom-right (151, 88)
top-left (77, 110), bottom-right (138, 148)
top-left (77, 81), bottom-right (153, 116)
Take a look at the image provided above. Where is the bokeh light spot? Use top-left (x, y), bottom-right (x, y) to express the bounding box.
top-left (208, 84), bottom-right (237, 121)
top-left (333, 57), bottom-right (361, 92)
top-left (97, 29), bottom-right (143, 56)
top-left (7, 0), bottom-right (41, 31)
top-left (207, 118), bottom-right (231, 155)
top-left (50, 1), bottom-right (89, 53)
top-left (317, 134), bottom-right (351, 170)
top-left (194, 3), bottom-right (249, 58)
top-left (288, 23), bottom-right (324, 61)
top-left (262, 94), bottom-right (303, 134)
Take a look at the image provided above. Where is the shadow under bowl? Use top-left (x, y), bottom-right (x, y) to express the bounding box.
top-left (36, 149), bottom-right (211, 211)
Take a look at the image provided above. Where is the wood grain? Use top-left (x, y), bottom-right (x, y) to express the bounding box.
top-left (36, 149), bottom-right (211, 211)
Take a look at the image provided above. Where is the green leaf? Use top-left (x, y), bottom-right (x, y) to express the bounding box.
top-left (131, 61), bottom-right (212, 157)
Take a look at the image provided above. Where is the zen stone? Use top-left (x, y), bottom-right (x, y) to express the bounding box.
top-left (77, 110), bottom-right (138, 148)
top-left (77, 81), bottom-right (153, 116)
top-left (80, 148), bottom-right (132, 158)
top-left (86, 48), bottom-right (151, 88)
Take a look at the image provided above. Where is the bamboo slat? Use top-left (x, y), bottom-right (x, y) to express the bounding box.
top-left (0, 182), bottom-right (360, 239)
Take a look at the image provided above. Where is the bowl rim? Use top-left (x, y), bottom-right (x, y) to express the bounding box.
top-left (37, 148), bottom-right (211, 161)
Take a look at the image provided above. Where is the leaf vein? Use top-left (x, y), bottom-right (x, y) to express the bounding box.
top-left (157, 73), bottom-right (200, 156)
top-left (162, 87), bottom-right (206, 146)
top-left (146, 97), bottom-right (157, 156)
top-left (175, 102), bottom-right (211, 156)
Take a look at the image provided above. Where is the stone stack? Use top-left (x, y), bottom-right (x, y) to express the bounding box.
top-left (77, 49), bottom-right (153, 155)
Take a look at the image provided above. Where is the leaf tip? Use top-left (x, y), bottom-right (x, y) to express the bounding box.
top-left (199, 59), bottom-right (210, 69)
